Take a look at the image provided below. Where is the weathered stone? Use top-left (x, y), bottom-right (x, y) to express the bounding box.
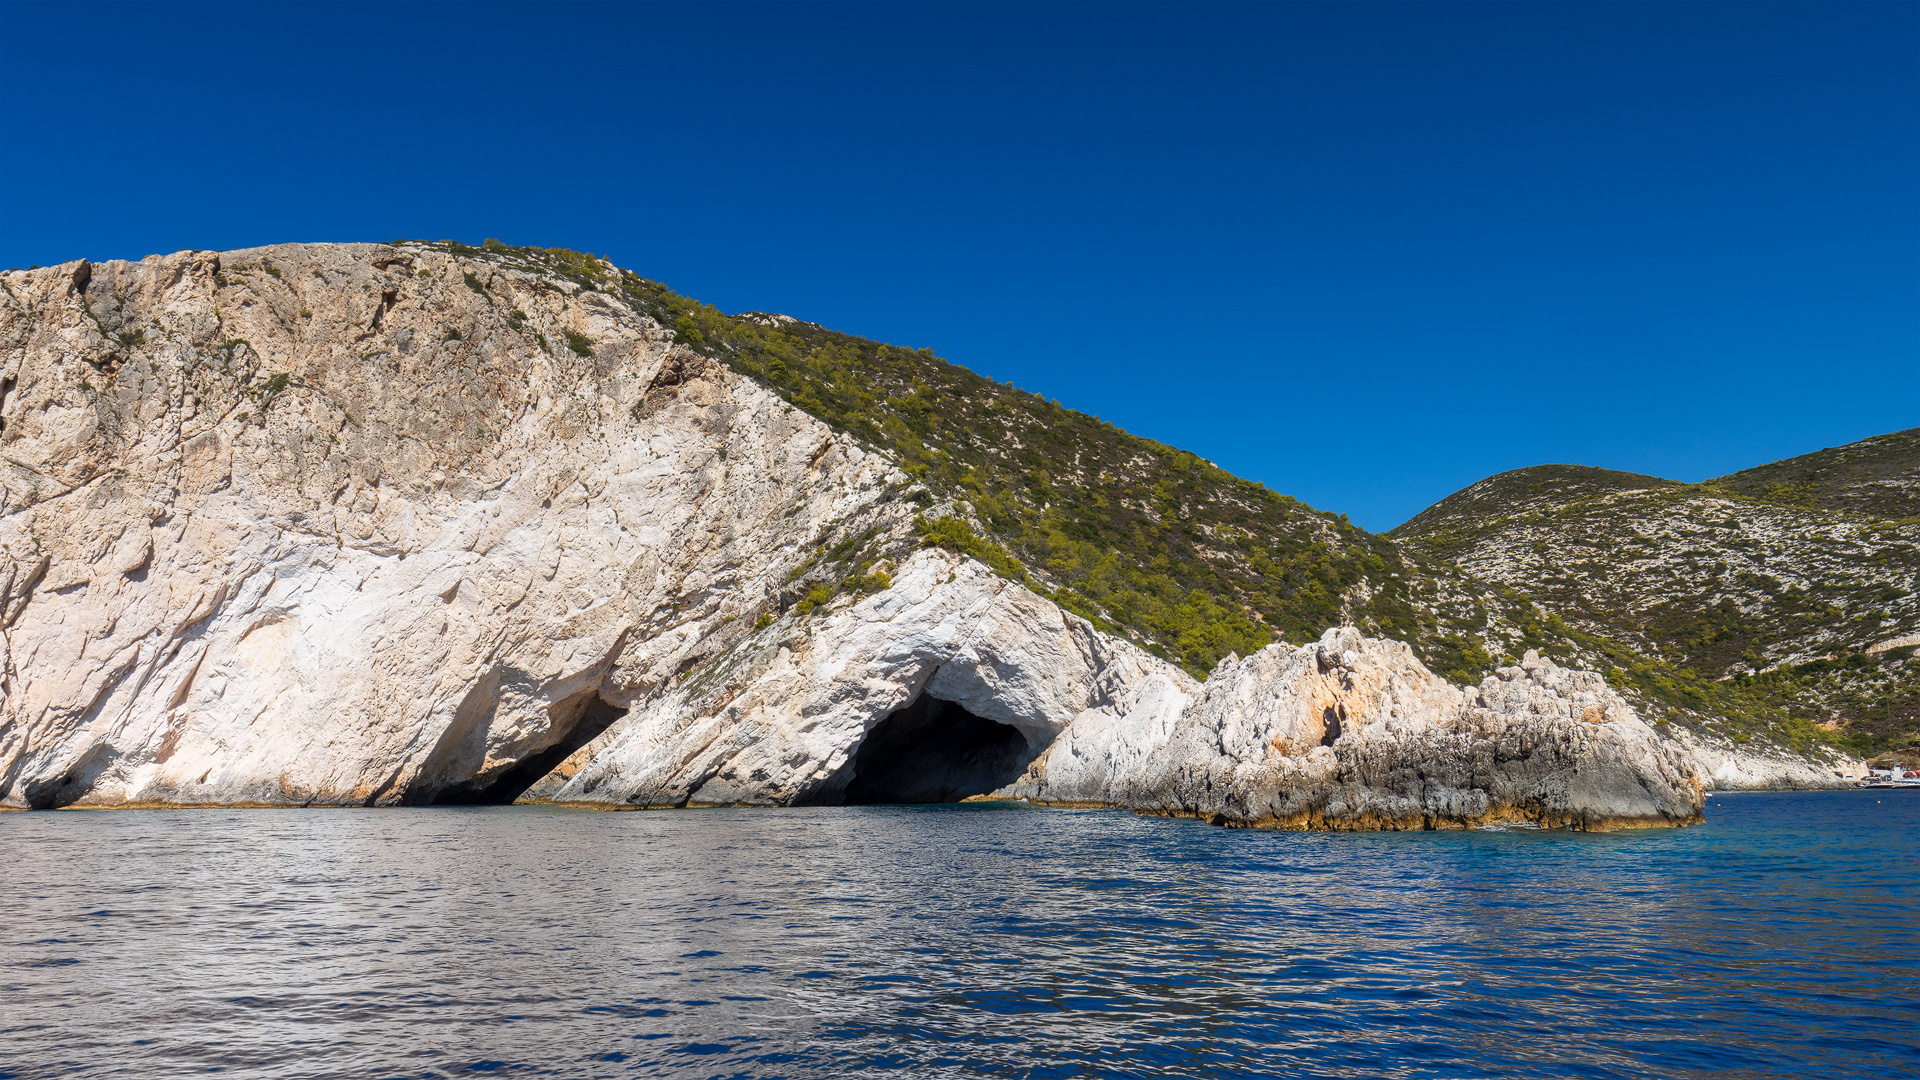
top-left (548, 548), bottom-right (1180, 807)
top-left (1003, 635), bottom-right (1703, 829)
top-left (0, 244), bottom-right (906, 808)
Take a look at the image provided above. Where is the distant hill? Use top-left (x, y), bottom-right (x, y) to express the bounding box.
top-left (1716, 427), bottom-right (1920, 519)
top-left (1393, 464), bottom-right (1680, 562)
top-left (1392, 433), bottom-right (1920, 755)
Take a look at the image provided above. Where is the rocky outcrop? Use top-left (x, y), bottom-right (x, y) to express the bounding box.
top-left (0, 243), bottom-right (1704, 827)
top-left (545, 547), bottom-right (1184, 807)
top-left (0, 244), bottom-right (909, 807)
top-left (1002, 632), bottom-right (1702, 830)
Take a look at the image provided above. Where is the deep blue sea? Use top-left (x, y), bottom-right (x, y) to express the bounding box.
top-left (3, 791), bottom-right (1916, 1079)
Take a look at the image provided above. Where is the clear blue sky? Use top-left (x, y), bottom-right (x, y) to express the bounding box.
top-left (5, 2), bottom-right (1914, 531)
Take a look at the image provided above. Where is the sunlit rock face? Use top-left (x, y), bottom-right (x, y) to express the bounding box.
top-left (544, 548), bottom-right (1181, 809)
top-left (0, 244), bottom-right (908, 808)
top-left (0, 243), bottom-right (1701, 828)
top-left (1668, 730), bottom-right (1865, 791)
top-left (1003, 632), bottom-right (1704, 831)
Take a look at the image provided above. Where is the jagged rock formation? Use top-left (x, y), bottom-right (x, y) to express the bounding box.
top-left (544, 548), bottom-right (1186, 807)
top-left (0, 242), bottom-right (1755, 821)
top-left (1005, 631), bottom-right (1702, 830)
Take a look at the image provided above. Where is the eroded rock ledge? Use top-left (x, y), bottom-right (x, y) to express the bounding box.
top-left (1001, 630), bottom-right (1703, 830)
top-left (0, 244), bottom-right (1703, 826)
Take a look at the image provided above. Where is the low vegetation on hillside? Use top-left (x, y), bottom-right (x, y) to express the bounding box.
top-left (1717, 427), bottom-right (1920, 519)
top-left (1394, 461), bottom-right (1920, 756)
top-left (407, 240), bottom-right (1548, 681)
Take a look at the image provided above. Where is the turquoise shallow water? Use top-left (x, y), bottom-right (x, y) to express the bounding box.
top-left (2, 791), bottom-right (1916, 1079)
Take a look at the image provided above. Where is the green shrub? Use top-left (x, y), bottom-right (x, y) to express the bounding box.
top-left (793, 582), bottom-right (835, 617)
top-left (484, 245), bottom-right (1790, 699)
top-left (916, 515), bottom-right (1026, 581)
top-left (563, 330), bottom-right (594, 357)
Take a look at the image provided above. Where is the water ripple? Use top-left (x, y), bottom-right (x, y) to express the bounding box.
top-left (1, 793), bottom-right (1916, 1078)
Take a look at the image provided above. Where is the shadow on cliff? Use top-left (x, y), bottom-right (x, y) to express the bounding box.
top-left (16, 743), bottom-right (120, 809)
top-left (407, 688), bottom-right (628, 806)
top-left (838, 694), bottom-right (1035, 805)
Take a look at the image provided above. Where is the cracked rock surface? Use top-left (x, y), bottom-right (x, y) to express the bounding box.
top-left (1003, 630), bottom-right (1703, 829)
top-left (0, 244), bottom-right (903, 807)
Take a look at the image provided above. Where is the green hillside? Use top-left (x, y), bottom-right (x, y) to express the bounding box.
top-left (417, 240), bottom-right (1556, 680)
top-left (1392, 464), bottom-right (1679, 562)
top-left (1716, 427), bottom-right (1920, 519)
top-left (1393, 446), bottom-right (1920, 756)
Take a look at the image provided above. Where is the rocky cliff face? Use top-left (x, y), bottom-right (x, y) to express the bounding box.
top-left (547, 547), bottom-right (1185, 808)
top-left (0, 244), bottom-right (914, 807)
top-left (0, 243), bottom-right (1705, 825)
top-left (1006, 631), bottom-right (1702, 830)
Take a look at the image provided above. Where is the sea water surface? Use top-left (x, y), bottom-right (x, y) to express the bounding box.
top-left (3, 791), bottom-right (1916, 1079)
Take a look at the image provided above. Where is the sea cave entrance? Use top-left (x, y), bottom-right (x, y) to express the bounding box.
top-left (423, 692), bottom-right (629, 806)
top-left (841, 694), bottom-right (1035, 805)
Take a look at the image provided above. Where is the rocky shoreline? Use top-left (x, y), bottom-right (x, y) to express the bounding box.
top-left (1675, 731), bottom-right (1863, 791)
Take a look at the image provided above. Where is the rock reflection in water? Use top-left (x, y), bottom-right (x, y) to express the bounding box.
top-left (1, 793), bottom-right (1916, 1078)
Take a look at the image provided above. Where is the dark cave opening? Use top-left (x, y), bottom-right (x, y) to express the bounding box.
top-left (842, 694), bottom-right (1034, 805)
top-left (429, 695), bottom-right (628, 806)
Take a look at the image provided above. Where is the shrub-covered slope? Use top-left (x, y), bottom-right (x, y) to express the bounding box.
top-left (1393, 465), bottom-right (1681, 555)
top-left (1716, 426), bottom-right (1920, 519)
top-left (1392, 449), bottom-right (1920, 756)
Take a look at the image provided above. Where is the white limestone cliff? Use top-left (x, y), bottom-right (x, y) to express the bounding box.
top-left (547, 547), bottom-right (1185, 807)
top-left (1671, 729), bottom-right (1863, 790)
top-left (0, 244), bottom-right (905, 807)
